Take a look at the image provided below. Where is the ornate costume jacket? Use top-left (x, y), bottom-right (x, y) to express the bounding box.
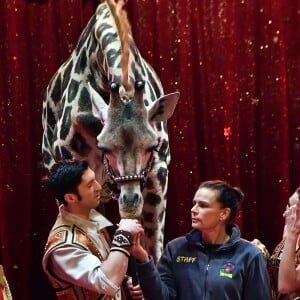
top-left (269, 237), bottom-right (300, 300)
top-left (42, 206), bottom-right (123, 300)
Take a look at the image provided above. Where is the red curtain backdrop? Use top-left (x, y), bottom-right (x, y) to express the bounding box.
top-left (0, 0), bottom-right (299, 299)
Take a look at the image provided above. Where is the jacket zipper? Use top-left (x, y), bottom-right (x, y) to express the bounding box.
top-left (204, 261), bottom-right (210, 300)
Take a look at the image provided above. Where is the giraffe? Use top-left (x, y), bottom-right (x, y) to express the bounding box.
top-left (42, 0), bottom-right (179, 262)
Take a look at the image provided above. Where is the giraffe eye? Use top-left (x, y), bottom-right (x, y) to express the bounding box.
top-left (147, 141), bottom-right (160, 153)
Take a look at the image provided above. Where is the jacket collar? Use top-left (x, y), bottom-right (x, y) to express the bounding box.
top-left (186, 224), bottom-right (241, 251)
top-left (57, 205), bottom-right (113, 232)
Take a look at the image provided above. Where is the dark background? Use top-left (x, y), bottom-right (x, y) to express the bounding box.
top-left (0, 0), bottom-right (299, 299)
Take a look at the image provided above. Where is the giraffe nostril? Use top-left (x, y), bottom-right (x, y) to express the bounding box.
top-left (123, 193), bottom-right (140, 207)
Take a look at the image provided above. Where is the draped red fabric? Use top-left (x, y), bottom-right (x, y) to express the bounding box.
top-left (0, 0), bottom-right (299, 299)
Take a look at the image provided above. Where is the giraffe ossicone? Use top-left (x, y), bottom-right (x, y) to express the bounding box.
top-left (42, 0), bottom-right (179, 262)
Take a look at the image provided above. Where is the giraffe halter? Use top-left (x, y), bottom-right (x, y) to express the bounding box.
top-left (103, 152), bottom-right (155, 184)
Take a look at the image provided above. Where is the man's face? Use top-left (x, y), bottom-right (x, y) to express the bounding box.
top-left (76, 167), bottom-right (102, 210)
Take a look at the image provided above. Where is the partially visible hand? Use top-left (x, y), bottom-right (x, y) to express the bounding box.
top-left (283, 202), bottom-right (300, 236)
top-left (126, 277), bottom-right (144, 300)
top-left (251, 238), bottom-right (270, 260)
top-left (130, 234), bottom-right (149, 262)
top-left (118, 219), bottom-right (144, 236)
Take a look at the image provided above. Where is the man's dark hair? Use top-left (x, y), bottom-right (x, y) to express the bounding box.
top-left (47, 160), bottom-right (89, 205)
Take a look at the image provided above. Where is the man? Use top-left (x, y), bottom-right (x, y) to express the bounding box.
top-left (278, 188), bottom-right (300, 299)
top-left (269, 186), bottom-right (300, 299)
top-left (42, 160), bottom-right (144, 299)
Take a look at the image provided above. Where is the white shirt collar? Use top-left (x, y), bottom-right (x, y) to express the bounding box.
top-left (58, 205), bottom-right (113, 232)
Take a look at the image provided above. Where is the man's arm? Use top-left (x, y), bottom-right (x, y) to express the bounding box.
top-left (50, 219), bottom-right (144, 296)
top-left (101, 218), bottom-right (144, 287)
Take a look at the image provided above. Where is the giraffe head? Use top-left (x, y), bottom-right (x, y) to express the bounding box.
top-left (89, 80), bottom-right (179, 218)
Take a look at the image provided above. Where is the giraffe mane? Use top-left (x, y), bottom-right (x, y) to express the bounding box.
top-left (107, 0), bottom-right (134, 96)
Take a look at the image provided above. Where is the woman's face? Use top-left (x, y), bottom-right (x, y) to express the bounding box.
top-left (191, 187), bottom-right (229, 231)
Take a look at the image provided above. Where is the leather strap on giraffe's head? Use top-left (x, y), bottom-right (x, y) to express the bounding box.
top-left (103, 150), bottom-right (155, 185)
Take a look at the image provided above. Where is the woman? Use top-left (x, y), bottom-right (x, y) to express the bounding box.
top-left (130, 180), bottom-right (272, 300)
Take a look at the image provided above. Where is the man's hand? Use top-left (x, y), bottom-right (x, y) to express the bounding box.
top-left (118, 219), bottom-right (144, 236)
top-left (251, 238), bottom-right (270, 260)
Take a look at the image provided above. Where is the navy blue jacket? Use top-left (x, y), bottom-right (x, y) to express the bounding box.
top-left (136, 225), bottom-right (272, 300)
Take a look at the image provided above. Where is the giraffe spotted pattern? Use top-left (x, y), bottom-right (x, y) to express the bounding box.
top-left (42, 0), bottom-right (179, 262)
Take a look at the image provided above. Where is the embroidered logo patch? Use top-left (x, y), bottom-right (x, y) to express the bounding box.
top-left (176, 256), bottom-right (197, 263)
top-left (219, 262), bottom-right (234, 278)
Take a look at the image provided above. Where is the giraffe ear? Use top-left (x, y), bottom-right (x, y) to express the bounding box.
top-left (88, 82), bottom-right (108, 125)
top-left (148, 92), bottom-right (180, 122)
